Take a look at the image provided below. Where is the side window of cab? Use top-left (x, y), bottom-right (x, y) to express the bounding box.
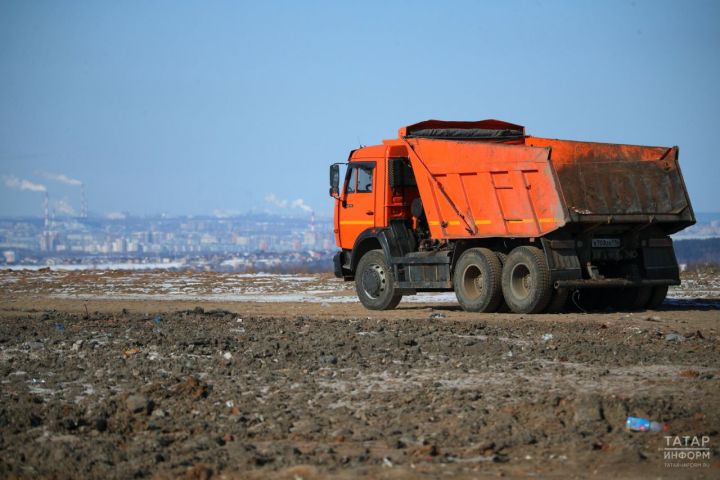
top-left (344, 163), bottom-right (375, 194)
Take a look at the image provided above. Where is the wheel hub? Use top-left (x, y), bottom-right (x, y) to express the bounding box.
top-left (462, 265), bottom-right (483, 300)
top-left (510, 264), bottom-right (532, 299)
top-left (362, 264), bottom-right (384, 298)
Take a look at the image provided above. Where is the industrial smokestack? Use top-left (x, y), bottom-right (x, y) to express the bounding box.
top-left (43, 192), bottom-right (49, 232)
top-left (80, 182), bottom-right (88, 218)
top-left (40, 191), bottom-right (53, 252)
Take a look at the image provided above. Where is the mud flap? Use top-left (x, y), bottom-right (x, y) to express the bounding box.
top-left (541, 238), bottom-right (582, 286)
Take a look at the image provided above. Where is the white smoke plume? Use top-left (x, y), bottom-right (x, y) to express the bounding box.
top-left (2, 174), bottom-right (47, 192)
top-left (38, 171), bottom-right (83, 186)
top-left (265, 194), bottom-right (313, 213)
top-left (52, 197), bottom-right (76, 216)
top-left (290, 198), bottom-right (313, 213)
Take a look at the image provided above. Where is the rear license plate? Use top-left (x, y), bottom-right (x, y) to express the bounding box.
top-left (592, 238), bottom-right (621, 248)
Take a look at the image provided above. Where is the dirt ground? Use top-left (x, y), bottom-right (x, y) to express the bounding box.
top-left (1, 270), bottom-right (719, 479)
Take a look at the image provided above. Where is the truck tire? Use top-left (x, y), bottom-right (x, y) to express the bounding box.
top-left (576, 289), bottom-right (611, 311)
top-left (453, 248), bottom-right (503, 312)
top-left (646, 285), bottom-right (668, 310)
top-left (355, 250), bottom-right (402, 310)
top-left (501, 246), bottom-right (552, 314)
top-left (609, 287), bottom-right (652, 311)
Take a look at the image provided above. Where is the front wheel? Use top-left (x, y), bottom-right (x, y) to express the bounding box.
top-left (355, 250), bottom-right (402, 310)
top-left (501, 246), bottom-right (553, 314)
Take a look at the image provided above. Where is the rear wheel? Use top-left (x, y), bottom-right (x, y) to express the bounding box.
top-left (609, 287), bottom-right (652, 310)
top-left (453, 248), bottom-right (503, 312)
top-left (355, 250), bottom-right (402, 310)
top-left (646, 285), bottom-right (669, 309)
top-left (501, 246), bottom-right (553, 314)
top-left (575, 289), bottom-right (612, 311)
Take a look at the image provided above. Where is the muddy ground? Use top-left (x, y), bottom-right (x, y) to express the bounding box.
top-left (1, 270), bottom-right (719, 479)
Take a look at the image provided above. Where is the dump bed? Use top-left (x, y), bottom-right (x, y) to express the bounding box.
top-left (400, 120), bottom-right (695, 240)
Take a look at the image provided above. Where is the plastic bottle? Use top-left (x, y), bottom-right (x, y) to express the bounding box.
top-left (626, 416), bottom-right (667, 432)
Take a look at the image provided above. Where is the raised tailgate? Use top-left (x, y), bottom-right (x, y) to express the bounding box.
top-left (526, 138), bottom-right (695, 233)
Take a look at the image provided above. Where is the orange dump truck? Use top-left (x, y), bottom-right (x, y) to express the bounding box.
top-left (329, 120), bottom-right (695, 313)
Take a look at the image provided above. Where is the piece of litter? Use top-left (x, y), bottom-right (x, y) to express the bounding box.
top-left (541, 333), bottom-right (553, 342)
top-left (124, 347), bottom-right (141, 358)
top-left (223, 352), bottom-right (233, 360)
top-left (665, 333), bottom-right (686, 343)
top-left (626, 416), bottom-right (667, 432)
top-left (226, 400), bottom-right (234, 408)
top-left (382, 457), bottom-right (393, 468)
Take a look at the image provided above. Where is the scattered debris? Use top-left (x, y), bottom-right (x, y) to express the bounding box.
top-left (126, 394), bottom-right (153, 414)
top-left (151, 408), bottom-right (167, 418)
top-left (626, 416), bottom-right (667, 432)
top-left (124, 347), bottom-right (142, 358)
top-left (689, 330), bottom-right (705, 339)
top-left (320, 354), bottom-right (338, 365)
top-left (171, 376), bottom-right (210, 400)
top-left (665, 333), bottom-right (686, 343)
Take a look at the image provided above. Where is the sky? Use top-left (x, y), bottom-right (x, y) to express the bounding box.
top-left (1, 0), bottom-right (719, 218)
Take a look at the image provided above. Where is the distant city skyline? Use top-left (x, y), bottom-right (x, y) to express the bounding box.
top-left (2, 1), bottom-right (719, 217)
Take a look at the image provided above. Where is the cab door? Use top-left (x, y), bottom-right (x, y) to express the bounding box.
top-left (338, 161), bottom-right (376, 249)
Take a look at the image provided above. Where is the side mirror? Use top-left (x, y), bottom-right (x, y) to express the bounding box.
top-left (329, 164), bottom-right (340, 197)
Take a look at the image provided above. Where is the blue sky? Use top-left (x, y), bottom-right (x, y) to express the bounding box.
top-left (1, 0), bottom-right (718, 217)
